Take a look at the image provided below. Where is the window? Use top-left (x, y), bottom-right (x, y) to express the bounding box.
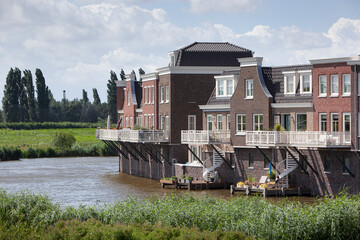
top-left (147, 87), bottom-right (150, 104)
top-left (249, 153), bottom-right (254, 168)
top-left (207, 115), bottom-right (213, 131)
top-left (296, 114), bottom-right (307, 131)
top-left (136, 116), bottom-right (142, 126)
top-left (343, 113), bottom-right (350, 132)
top-left (165, 86), bottom-right (169, 103)
top-left (160, 86), bottom-right (164, 103)
top-left (170, 54), bottom-right (175, 66)
top-left (144, 87), bottom-right (148, 104)
top-left (342, 74), bottom-right (351, 96)
top-left (284, 74), bottom-right (295, 94)
top-left (300, 73), bottom-right (312, 94)
top-left (236, 114), bottom-right (246, 134)
top-left (343, 157), bottom-right (350, 174)
top-left (264, 155), bottom-right (270, 169)
top-left (319, 113), bottom-right (327, 132)
top-left (191, 146), bottom-right (197, 163)
top-left (127, 90), bottom-right (130, 105)
top-left (125, 117), bottom-right (128, 128)
top-left (331, 113), bottom-right (339, 132)
top-left (217, 115), bottom-right (223, 130)
top-left (227, 114), bottom-right (231, 130)
top-left (319, 75), bottom-right (327, 96)
top-left (253, 114), bottom-right (263, 131)
top-left (281, 114), bottom-right (291, 131)
top-left (152, 114), bottom-right (155, 128)
top-left (152, 86), bottom-right (155, 103)
top-left (188, 115), bottom-right (196, 130)
top-left (144, 115), bottom-right (148, 128)
top-left (245, 79), bottom-right (253, 98)
top-left (227, 80), bottom-right (234, 95)
top-left (130, 117), bottom-right (133, 128)
top-left (165, 116), bottom-right (170, 131)
top-left (229, 153), bottom-right (235, 168)
top-left (300, 156), bottom-right (308, 171)
top-left (324, 157), bottom-right (331, 173)
top-left (330, 75), bottom-right (338, 96)
top-left (217, 80), bottom-right (225, 96)
top-left (160, 116), bottom-right (165, 130)
top-left (148, 115), bottom-right (151, 129)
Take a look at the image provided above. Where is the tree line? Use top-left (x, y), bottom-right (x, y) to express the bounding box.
top-left (0, 68), bottom-right (141, 123)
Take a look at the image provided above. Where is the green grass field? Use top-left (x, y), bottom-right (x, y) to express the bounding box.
top-left (0, 128), bottom-right (98, 149)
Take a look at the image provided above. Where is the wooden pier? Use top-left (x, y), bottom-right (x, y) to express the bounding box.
top-left (160, 180), bottom-right (231, 190)
top-left (230, 185), bottom-right (312, 197)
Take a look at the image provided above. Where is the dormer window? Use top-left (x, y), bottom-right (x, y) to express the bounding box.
top-left (216, 79), bottom-right (234, 97)
top-left (283, 71), bottom-right (296, 95)
top-left (299, 70), bottom-right (312, 94)
top-left (169, 52), bottom-right (176, 66)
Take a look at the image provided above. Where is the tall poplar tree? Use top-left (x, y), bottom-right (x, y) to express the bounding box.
top-left (120, 69), bottom-right (126, 80)
top-left (23, 70), bottom-right (37, 121)
top-left (2, 68), bottom-right (20, 122)
top-left (36, 68), bottom-right (49, 122)
top-left (92, 88), bottom-right (101, 105)
top-left (107, 71), bottom-right (118, 123)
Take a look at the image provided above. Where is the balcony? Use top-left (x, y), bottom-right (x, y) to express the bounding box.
top-left (246, 131), bottom-right (351, 148)
top-left (96, 129), bottom-right (169, 143)
top-left (181, 130), bottom-right (230, 144)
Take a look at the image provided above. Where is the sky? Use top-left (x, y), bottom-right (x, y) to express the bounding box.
top-left (0, 0), bottom-right (359, 104)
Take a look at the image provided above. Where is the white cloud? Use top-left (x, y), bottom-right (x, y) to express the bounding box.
top-left (188, 0), bottom-right (262, 14)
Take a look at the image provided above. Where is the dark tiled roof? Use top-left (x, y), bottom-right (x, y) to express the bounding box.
top-left (174, 42), bottom-right (253, 67)
top-left (130, 81), bottom-right (142, 108)
top-left (206, 88), bottom-right (231, 105)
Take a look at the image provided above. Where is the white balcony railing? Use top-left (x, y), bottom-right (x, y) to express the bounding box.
top-left (181, 130), bottom-right (230, 144)
top-left (96, 129), bottom-right (169, 143)
top-left (246, 131), bottom-right (351, 148)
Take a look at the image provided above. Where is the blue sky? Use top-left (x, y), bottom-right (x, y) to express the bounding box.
top-left (0, 0), bottom-right (359, 103)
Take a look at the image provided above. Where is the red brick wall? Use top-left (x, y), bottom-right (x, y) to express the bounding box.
top-left (312, 63), bottom-right (352, 131)
top-left (142, 79), bottom-right (157, 129)
top-left (123, 81), bottom-right (136, 128)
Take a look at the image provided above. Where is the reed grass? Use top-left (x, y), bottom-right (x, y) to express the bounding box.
top-left (0, 190), bottom-right (359, 239)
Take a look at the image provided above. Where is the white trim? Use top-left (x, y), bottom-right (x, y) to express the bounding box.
top-left (214, 74), bottom-right (237, 80)
top-left (118, 110), bottom-right (124, 114)
top-left (282, 70), bottom-right (296, 75)
top-left (165, 85), bottom-right (169, 103)
top-left (310, 56), bottom-right (360, 65)
top-left (156, 66), bottom-right (239, 76)
top-left (135, 108), bottom-right (143, 113)
top-left (217, 114), bottom-right (223, 130)
top-left (296, 113), bottom-right (307, 131)
top-left (141, 72), bottom-right (158, 82)
top-left (160, 86), bottom-right (164, 103)
top-left (207, 115), bottom-right (213, 131)
top-left (298, 70), bottom-right (312, 74)
top-left (115, 80), bottom-right (126, 87)
top-left (284, 73), bottom-right (296, 95)
top-left (238, 57), bottom-right (263, 67)
top-left (199, 104), bottom-right (230, 110)
top-left (330, 75), bottom-right (339, 97)
top-left (342, 74), bottom-right (351, 96)
top-left (236, 114), bottom-right (246, 134)
top-left (253, 114), bottom-right (263, 131)
top-left (227, 114), bottom-right (231, 131)
top-left (271, 103), bottom-right (313, 108)
top-left (245, 79), bottom-right (253, 99)
top-left (319, 75), bottom-right (327, 97)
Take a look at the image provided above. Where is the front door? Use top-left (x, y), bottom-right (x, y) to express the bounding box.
top-left (281, 114), bottom-right (291, 131)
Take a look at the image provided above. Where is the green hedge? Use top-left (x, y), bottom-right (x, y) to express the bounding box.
top-left (0, 122), bottom-right (106, 130)
top-left (0, 144), bottom-right (115, 160)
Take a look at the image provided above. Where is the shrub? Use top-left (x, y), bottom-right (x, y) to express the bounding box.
top-left (53, 132), bottom-right (76, 149)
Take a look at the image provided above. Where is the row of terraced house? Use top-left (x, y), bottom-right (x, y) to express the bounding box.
top-left (96, 42), bottom-right (360, 196)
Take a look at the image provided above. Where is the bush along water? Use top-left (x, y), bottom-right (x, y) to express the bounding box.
top-left (0, 190), bottom-right (360, 239)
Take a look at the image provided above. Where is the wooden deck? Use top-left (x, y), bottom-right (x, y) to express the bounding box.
top-left (230, 185), bottom-right (312, 197)
top-left (160, 180), bottom-right (231, 190)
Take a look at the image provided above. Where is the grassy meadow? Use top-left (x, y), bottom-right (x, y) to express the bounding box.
top-left (0, 128), bottom-right (98, 149)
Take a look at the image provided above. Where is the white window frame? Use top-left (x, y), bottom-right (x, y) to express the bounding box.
top-left (343, 113), bottom-right (351, 132)
top-left (216, 79), bottom-right (234, 97)
top-left (136, 116), bottom-right (142, 126)
top-left (165, 86), bottom-right (169, 103)
top-left (217, 80), bottom-right (225, 96)
top-left (144, 87), bottom-right (148, 104)
top-left (236, 114), bottom-right (246, 135)
top-left (319, 113), bottom-right (327, 132)
top-left (331, 113), bottom-right (339, 132)
top-left (299, 71), bottom-right (312, 94)
top-left (160, 86), bottom-right (164, 103)
top-left (165, 115), bottom-right (170, 131)
top-left (152, 114), bottom-right (154, 129)
top-left (217, 114), bottom-right (223, 130)
top-left (130, 116), bottom-right (133, 128)
top-left (227, 114), bottom-right (231, 131)
top-left (127, 90), bottom-right (130, 106)
top-left (245, 79), bottom-right (253, 99)
top-left (160, 116), bottom-right (165, 130)
top-left (253, 114), bottom-right (263, 131)
top-left (190, 146), bottom-right (197, 163)
top-left (151, 86), bottom-right (155, 103)
top-left (284, 73), bottom-right (296, 95)
top-left (148, 115), bottom-right (151, 129)
top-left (125, 117), bottom-right (128, 128)
top-left (188, 115), bottom-right (196, 130)
top-left (227, 80), bottom-right (234, 96)
top-left (342, 74), bottom-right (351, 96)
top-left (296, 113), bottom-right (307, 131)
top-left (207, 115), bottom-right (213, 131)
top-left (144, 115), bottom-right (148, 128)
top-left (319, 75), bottom-right (327, 97)
top-left (330, 75), bottom-right (339, 97)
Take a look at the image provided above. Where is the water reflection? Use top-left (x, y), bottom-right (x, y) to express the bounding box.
top-left (0, 157), bottom-right (315, 207)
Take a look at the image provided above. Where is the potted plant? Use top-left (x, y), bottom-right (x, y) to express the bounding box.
top-left (186, 176), bottom-right (193, 183)
top-left (180, 174), bottom-right (186, 183)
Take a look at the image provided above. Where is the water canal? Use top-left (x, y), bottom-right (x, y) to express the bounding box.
top-left (0, 157), bottom-right (315, 207)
